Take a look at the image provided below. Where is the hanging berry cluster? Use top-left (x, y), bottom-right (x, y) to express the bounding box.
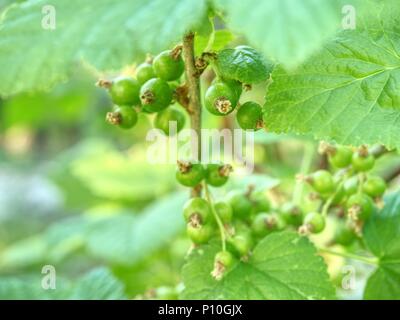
top-left (97, 46), bottom-right (187, 135)
top-left (179, 143), bottom-right (387, 281)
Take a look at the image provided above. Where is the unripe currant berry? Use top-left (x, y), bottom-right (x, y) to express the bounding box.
top-left (205, 81), bottom-right (238, 116)
top-left (347, 193), bottom-right (374, 221)
top-left (109, 76), bottom-right (141, 106)
top-left (153, 49), bottom-right (184, 81)
top-left (343, 176), bottom-right (359, 196)
top-left (329, 146), bottom-right (353, 168)
top-left (301, 212), bottom-right (326, 234)
top-left (251, 213), bottom-right (285, 237)
top-left (186, 223), bottom-right (213, 245)
top-left (105, 106), bottom-right (138, 129)
top-left (212, 78), bottom-right (243, 101)
top-left (229, 232), bottom-right (254, 257)
top-left (250, 190), bottom-right (270, 214)
top-left (205, 163), bottom-right (232, 187)
top-left (214, 201), bottom-right (233, 223)
top-left (136, 62), bottom-right (156, 85)
top-left (280, 202), bottom-right (303, 226)
top-left (307, 170), bottom-right (335, 195)
top-left (140, 78), bottom-right (172, 112)
top-left (211, 250), bottom-right (235, 281)
top-left (225, 190), bottom-right (253, 220)
top-left (154, 107), bottom-right (185, 135)
top-left (236, 101), bottom-right (263, 130)
top-left (363, 176), bottom-right (386, 198)
top-left (183, 197), bottom-right (211, 225)
top-left (176, 161), bottom-right (205, 187)
top-left (333, 223), bottom-right (357, 246)
top-left (352, 149), bottom-right (375, 172)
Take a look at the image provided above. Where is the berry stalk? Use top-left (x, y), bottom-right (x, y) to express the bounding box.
top-left (182, 32), bottom-right (203, 197)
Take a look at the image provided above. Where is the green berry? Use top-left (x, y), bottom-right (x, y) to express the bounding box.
top-left (229, 233), bottom-right (253, 257)
top-left (136, 62), bottom-right (156, 85)
top-left (329, 146), bottom-right (353, 168)
top-left (252, 213), bottom-right (285, 237)
top-left (154, 108), bottom-right (185, 135)
top-left (352, 152), bottom-right (375, 172)
top-left (183, 197), bottom-right (211, 224)
top-left (176, 162), bottom-right (205, 187)
top-left (280, 202), bottom-right (303, 226)
top-left (140, 78), bottom-right (172, 112)
top-left (214, 251), bottom-right (234, 269)
top-left (214, 201), bottom-right (233, 223)
top-left (250, 190), bottom-right (270, 214)
top-left (205, 164), bottom-right (231, 187)
top-left (347, 194), bottom-right (374, 221)
top-left (236, 101), bottom-right (263, 130)
top-left (187, 223), bottom-right (213, 245)
top-left (343, 176), bottom-right (359, 196)
top-left (334, 223), bottom-right (357, 246)
top-left (363, 176), bottom-right (386, 198)
top-left (106, 106), bottom-right (138, 129)
top-left (109, 76), bottom-right (141, 106)
top-left (213, 78), bottom-right (242, 101)
top-left (225, 190), bottom-right (252, 220)
top-left (309, 170), bottom-right (335, 194)
top-left (303, 212), bottom-right (326, 234)
top-left (153, 50), bottom-right (184, 81)
top-left (205, 81), bottom-right (238, 116)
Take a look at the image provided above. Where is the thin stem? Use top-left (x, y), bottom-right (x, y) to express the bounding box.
top-left (318, 247), bottom-right (378, 266)
top-left (203, 182), bottom-right (226, 251)
top-left (183, 32), bottom-right (202, 197)
top-left (204, 18), bottom-right (215, 52)
top-left (293, 142), bottom-right (314, 205)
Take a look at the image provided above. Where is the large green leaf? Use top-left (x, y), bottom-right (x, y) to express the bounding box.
top-left (363, 193), bottom-right (400, 299)
top-left (264, 0), bottom-right (400, 149)
top-left (216, 0), bottom-right (345, 68)
top-left (181, 231), bottom-right (335, 299)
top-left (0, 0), bottom-right (206, 96)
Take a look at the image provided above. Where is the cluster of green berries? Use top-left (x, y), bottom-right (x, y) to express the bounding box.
top-left (98, 43), bottom-right (266, 133)
top-left (98, 47), bottom-right (186, 135)
top-left (206, 77), bottom-right (263, 131)
top-left (176, 161), bottom-right (232, 188)
top-left (179, 143), bottom-right (388, 281)
top-left (297, 144), bottom-right (386, 245)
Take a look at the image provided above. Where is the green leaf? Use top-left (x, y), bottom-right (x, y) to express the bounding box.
top-left (0, 0), bottom-right (206, 96)
top-left (195, 29), bottom-right (235, 56)
top-left (181, 231), bottom-right (335, 299)
top-left (215, 46), bottom-right (273, 84)
top-left (264, 0), bottom-right (400, 149)
top-left (85, 193), bottom-right (186, 265)
top-left (215, 0), bottom-right (345, 68)
top-left (363, 192), bottom-right (400, 299)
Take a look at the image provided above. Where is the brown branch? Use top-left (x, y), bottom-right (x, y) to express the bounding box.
top-left (182, 32), bottom-right (202, 197)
